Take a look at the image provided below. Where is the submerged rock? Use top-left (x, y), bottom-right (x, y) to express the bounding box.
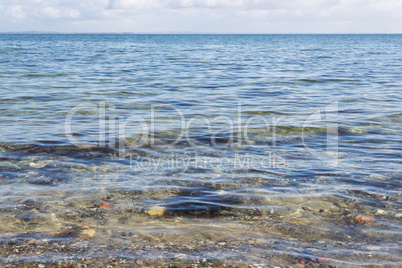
top-left (15, 212), bottom-right (59, 225)
top-left (29, 161), bottom-right (51, 169)
top-left (78, 229), bottom-right (96, 239)
top-left (369, 174), bottom-right (388, 180)
top-left (395, 213), bottom-right (402, 218)
top-left (301, 201), bottom-right (340, 213)
top-left (147, 206), bottom-right (166, 216)
top-left (54, 225), bottom-right (96, 239)
top-left (347, 215), bottom-right (376, 226)
top-left (146, 188), bottom-right (242, 217)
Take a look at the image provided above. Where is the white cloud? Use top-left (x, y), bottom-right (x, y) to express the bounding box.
top-left (108, 0), bottom-right (161, 9)
top-left (68, 9), bottom-right (80, 18)
top-left (6, 5), bottom-right (26, 20)
top-left (107, 0), bottom-right (300, 10)
top-left (40, 6), bottom-right (61, 19)
top-left (0, 0), bottom-right (401, 33)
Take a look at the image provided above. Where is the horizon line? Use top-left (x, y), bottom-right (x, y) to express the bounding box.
top-left (1, 32), bottom-right (401, 35)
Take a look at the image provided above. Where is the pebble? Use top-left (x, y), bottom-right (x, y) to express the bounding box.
top-left (55, 226), bottom-right (96, 239)
top-left (29, 162), bottom-right (48, 169)
top-left (334, 201), bottom-right (348, 208)
top-left (350, 215), bottom-right (375, 226)
top-left (291, 208), bottom-right (305, 218)
top-left (367, 246), bottom-right (381, 251)
top-left (395, 213), bottom-right (402, 218)
top-left (78, 229), bottom-right (96, 239)
top-left (147, 206), bottom-right (165, 216)
top-left (369, 174), bottom-right (388, 180)
top-left (301, 201), bottom-right (338, 212)
top-left (375, 209), bottom-right (388, 215)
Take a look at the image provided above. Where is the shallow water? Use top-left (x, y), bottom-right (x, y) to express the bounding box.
top-left (0, 34), bottom-right (401, 267)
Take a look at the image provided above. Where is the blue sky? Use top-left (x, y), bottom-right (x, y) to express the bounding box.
top-left (0, 0), bottom-right (401, 33)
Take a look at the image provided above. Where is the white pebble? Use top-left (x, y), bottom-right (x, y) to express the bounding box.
top-left (376, 209), bottom-right (388, 215)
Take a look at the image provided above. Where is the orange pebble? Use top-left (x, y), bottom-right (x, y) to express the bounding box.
top-left (99, 202), bottom-right (111, 208)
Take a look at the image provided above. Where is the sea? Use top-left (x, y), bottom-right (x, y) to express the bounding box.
top-left (0, 34), bottom-right (401, 266)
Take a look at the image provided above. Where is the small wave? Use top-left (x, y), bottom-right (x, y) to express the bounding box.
top-left (0, 142), bottom-right (118, 157)
top-left (24, 73), bottom-right (72, 78)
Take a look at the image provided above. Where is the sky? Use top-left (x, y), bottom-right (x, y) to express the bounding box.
top-left (0, 0), bottom-right (401, 33)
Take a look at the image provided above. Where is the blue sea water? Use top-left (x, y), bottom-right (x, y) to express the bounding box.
top-left (0, 34), bottom-right (401, 266)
